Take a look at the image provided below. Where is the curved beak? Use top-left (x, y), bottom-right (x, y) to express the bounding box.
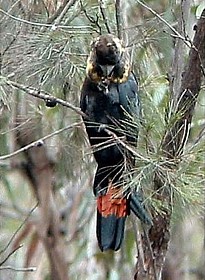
top-left (99, 65), bottom-right (115, 77)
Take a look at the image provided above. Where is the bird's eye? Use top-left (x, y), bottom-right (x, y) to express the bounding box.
top-left (107, 42), bottom-right (116, 47)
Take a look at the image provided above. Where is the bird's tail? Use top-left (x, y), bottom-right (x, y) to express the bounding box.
top-left (129, 192), bottom-right (152, 225)
top-left (96, 185), bottom-right (152, 251)
top-left (96, 184), bottom-right (128, 251)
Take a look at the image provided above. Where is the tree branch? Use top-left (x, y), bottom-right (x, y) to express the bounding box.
top-left (0, 8), bottom-right (91, 31)
top-left (0, 265), bottom-right (36, 272)
top-left (0, 122), bottom-right (82, 160)
top-left (0, 204), bottom-right (38, 255)
top-left (46, 0), bottom-right (70, 24)
top-left (53, 0), bottom-right (78, 25)
top-left (169, 0), bottom-right (191, 102)
top-left (0, 245), bottom-right (23, 266)
top-left (4, 79), bottom-right (86, 118)
top-left (115, 0), bottom-right (123, 40)
top-left (99, 0), bottom-right (111, 34)
top-left (136, 0), bottom-right (192, 48)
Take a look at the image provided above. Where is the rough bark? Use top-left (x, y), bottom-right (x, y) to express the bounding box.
top-left (135, 8), bottom-right (205, 280)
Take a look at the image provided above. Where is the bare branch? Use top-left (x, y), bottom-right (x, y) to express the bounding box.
top-left (169, 0), bottom-right (191, 103)
top-left (0, 8), bottom-right (91, 31)
top-left (80, 1), bottom-right (101, 34)
top-left (136, 0), bottom-right (192, 48)
top-left (0, 204), bottom-right (38, 255)
top-left (0, 122), bottom-right (82, 160)
top-left (47, 0), bottom-right (70, 24)
top-left (99, 0), bottom-right (112, 34)
top-left (1, 31), bottom-right (20, 57)
top-left (115, 0), bottom-right (123, 39)
top-left (14, 121), bottom-right (70, 280)
top-left (0, 245), bottom-right (23, 266)
top-left (54, 0), bottom-right (78, 25)
top-left (5, 79), bottom-right (86, 118)
top-left (0, 266), bottom-right (36, 272)
top-left (102, 128), bottom-right (176, 168)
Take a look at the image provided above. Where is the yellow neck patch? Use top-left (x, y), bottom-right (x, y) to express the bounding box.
top-left (86, 60), bottom-right (131, 84)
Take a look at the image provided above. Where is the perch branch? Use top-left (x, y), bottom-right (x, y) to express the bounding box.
top-left (5, 79), bottom-right (86, 117)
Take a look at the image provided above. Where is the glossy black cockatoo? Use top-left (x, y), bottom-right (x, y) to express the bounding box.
top-left (80, 34), bottom-right (151, 251)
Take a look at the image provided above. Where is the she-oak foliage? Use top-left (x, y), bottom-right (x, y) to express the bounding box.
top-left (0, 1), bottom-right (204, 280)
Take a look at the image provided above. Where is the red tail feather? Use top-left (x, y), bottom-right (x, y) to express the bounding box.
top-left (97, 183), bottom-right (128, 218)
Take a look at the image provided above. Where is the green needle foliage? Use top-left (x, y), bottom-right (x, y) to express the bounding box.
top-left (0, 1), bottom-right (204, 279)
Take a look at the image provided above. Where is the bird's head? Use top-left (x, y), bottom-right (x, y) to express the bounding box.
top-left (86, 34), bottom-right (130, 84)
top-left (92, 34), bottom-right (123, 67)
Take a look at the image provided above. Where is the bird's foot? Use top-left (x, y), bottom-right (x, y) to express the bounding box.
top-left (98, 124), bottom-right (107, 132)
top-left (97, 79), bottom-right (110, 94)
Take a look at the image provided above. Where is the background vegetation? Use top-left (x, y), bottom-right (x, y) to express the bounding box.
top-left (0, 0), bottom-right (204, 279)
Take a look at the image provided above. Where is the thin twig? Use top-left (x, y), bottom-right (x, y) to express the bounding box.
top-left (103, 128), bottom-right (179, 171)
top-left (1, 118), bottom-right (32, 135)
top-left (0, 8), bottom-right (91, 31)
top-left (98, 0), bottom-right (111, 33)
top-left (0, 121), bottom-right (82, 160)
top-left (0, 266), bottom-right (36, 272)
top-left (0, 244), bottom-right (23, 266)
top-left (142, 226), bottom-right (158, 280)
top-left (104, 128), bottom-right (153, 163)
top-left (1, 31), bottom-right (20, 57)
top-left (80, 0), bottom-right (101, 34)
top-left (115, 0), bottom-right (123, 39)
top-left (0, 204), bottom-right (38, 255)
top-left (136, 0), bottom-right (192, 48)
top-left (47, 0), bottom-right (70, 23)
top-left (0, 0), bottom-right (20, 24)
top-left (54, 0), bottom-right (78, 25)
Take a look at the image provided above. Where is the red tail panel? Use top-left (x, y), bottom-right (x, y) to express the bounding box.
top-left (97, 184), bottom-right (128, 218)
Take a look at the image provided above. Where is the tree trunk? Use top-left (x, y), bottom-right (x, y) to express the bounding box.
top-left (135, 8), bottom-right (205, 280)
top-left (15, 115), bottom-right (69, 280)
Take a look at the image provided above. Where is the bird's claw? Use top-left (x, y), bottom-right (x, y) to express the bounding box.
top-left (98, 79), bottom-right (110, 94)
top-left (98, 124), bottom-right (107, 132)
